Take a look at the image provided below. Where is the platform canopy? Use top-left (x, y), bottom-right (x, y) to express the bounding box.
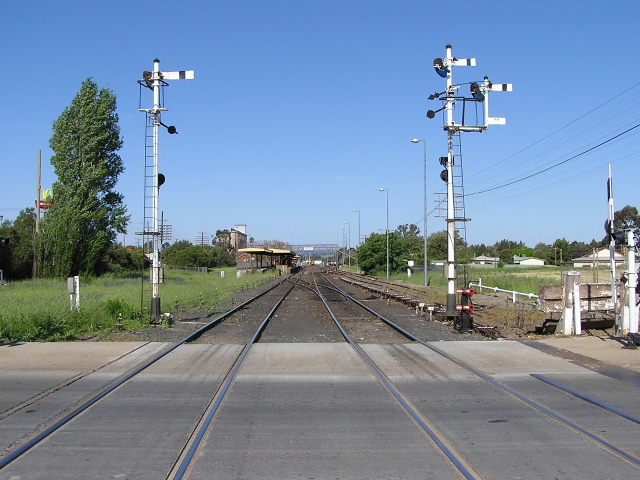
top-left (238, 247), bottom-right (296, 256)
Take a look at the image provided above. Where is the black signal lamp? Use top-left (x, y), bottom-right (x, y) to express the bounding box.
top-left (470, 82), bottom-right (485, 101)
top-left (439, 156), bottom-right (448, 166)
top-left (142, 71), bottom-right (153, 89)
top-left (433, 58), bottom-right (449, 78)
top-left (427, 106), bottom-right (445, 119)
top-left (610, 231), bottom-right (626, 244)
top-left (158, 173), bottom-right (166, 188)
top-left (440, 170), bottom-right (448, 182)
top-left (159, 121), bottom-right (178, 134)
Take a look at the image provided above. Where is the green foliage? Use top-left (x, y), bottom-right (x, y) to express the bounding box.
top-left (103, 298), bottom-right (140, 321)
top-left (99, 244), bottom-right (138, 275)
top-left (0, 208), bottom-right (36, 280)
top-left (40, 78), bottom-right (128, 278)
top-left (357, 231), bottom-right (410, 275)
top-left (426, 230), bottom-right (465, 261)
top-left (163, 241), bottom-right (236, 268)
top-left (0, 268), bottom-right (272, 342)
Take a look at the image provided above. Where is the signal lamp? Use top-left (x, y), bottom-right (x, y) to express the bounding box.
top-left (158, 173), bottom-right (166, 187)
top-left (439, 156), bottom-right (448, 166)
top-left (159, 121), bottom-right (178, 134)
top-left (470, 82), bottom-right (485, 101)
top-left (433, 58), bottom-right (449, 78)
top-left (142, 71), bottom-right (153, 89)
top-left (427, 106), bottom-right (445, 119)
top-left (440, 170), bottom-right (448, 182)
top-left (610, 231), bottom-right (626, 244)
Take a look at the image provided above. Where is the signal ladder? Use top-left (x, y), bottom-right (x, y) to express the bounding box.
top-left (140, 112), bottom-right (156, 320)
top-left (435, 130), bottom-right (471, 273)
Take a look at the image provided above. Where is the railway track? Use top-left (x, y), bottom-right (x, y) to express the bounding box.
top-left (334, 269), bottom-right (506, 338)
top-left (315, 272), bottom-right (640, 478)
top-left (1, 267), bottom-right (639, 478)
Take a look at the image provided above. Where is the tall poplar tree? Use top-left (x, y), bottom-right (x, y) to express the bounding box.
top-left (41, 78), bottom-right (128, 277)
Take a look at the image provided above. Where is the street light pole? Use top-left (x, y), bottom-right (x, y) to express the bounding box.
top-left (353, 209), bottom-right (361, 273)
top-left (379, 188), bottom-right (389, 278)
top-left (353, 209), bottom-right (361, 247)
top-left (411, 138), bottom-right (428, 287)
top-left (340, 225), bottom-right (346, 269)
top-left (345, 221), bottom-right (351, 269)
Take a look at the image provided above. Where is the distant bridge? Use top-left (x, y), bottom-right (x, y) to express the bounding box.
top-left (285, 244), bottom-right (340, 254)
top-left (253, 244), bottom-right (340, 254)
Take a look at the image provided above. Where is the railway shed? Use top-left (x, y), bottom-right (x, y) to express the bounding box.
top-left (237, 247), bottom-right (300, 273)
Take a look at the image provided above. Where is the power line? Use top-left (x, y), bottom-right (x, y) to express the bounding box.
top-left (467, 80), bottom-right (640, 184)
top-left (466, 122), bottom-right (640, 197)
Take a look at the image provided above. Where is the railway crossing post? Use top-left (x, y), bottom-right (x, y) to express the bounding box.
top-left (427, 44), bottom-right (512, 330)
top-left (138, 59), bottom-right (195, 319)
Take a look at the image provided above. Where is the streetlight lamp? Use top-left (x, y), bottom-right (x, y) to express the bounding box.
top-left (411, 138), bottom-right (428, 287)
top-left (379, 188), bottom-right (389, 278)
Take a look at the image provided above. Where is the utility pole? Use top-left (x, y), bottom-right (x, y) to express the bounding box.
top-left (427, 44), bottom-right (512, 330)
top-left (138, 59), bottom-right (194, 320)
top-left (33, 151), bottom-right (42, 277)
top-left (607, 164), bottom-right (619, 332)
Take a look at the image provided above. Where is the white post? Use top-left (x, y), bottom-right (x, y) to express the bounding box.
top-left (627, 231), bottom-right (638, 334)
top-left (67, 276), bottom-right (80, 311)
top-left (559, 271), bottom-right (580, 335)
top-left (445, 45), bottom-right (457, 314)
top-left (151, 59), bottom-right (161, 303)
top-left (608, 165), bottom-right (620, 332)
top-left (573, 281), bottom-right (581, 335)
top-left (139, 59), bottom-right (194, 319)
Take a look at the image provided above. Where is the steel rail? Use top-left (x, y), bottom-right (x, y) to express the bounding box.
top-left (0, 274), bottom-right (296, 471)
top-left (319, 273), bottom-right (640, 469)
top-left (531, 374), bottom-right (640, 425)
top-left (311, 273), bottom-right (480, 480)
top-left (172, 275), bottom-right (301, 479)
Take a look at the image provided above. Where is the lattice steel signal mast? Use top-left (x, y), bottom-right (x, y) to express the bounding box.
top-left (427, 44), bottom-right (512, 329)
top-left (138, 59), bottom-right (195, 319)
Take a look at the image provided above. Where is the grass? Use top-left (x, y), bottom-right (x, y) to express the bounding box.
top-left (0, 268), bottom-right (278, 342)
top-left (374, 265), bottom-right (614, 298)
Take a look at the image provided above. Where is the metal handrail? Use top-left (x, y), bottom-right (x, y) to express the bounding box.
top-left (468, 278), bottom-right (538, 303)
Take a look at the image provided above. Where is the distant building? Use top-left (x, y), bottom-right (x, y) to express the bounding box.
top-left (230, 225), bottom-right (248, 252)
top-left (572, 247), bottom-right (624, 268)
top-left (218, 225), bottom-right (248, 253)
top-left (513, 256), bottom-right (545, 266)
top-left (473, 255), bottom-right (499, 265)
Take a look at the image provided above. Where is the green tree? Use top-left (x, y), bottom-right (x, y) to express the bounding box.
top-left (426, 230), bottom-right (466, 261)
top-left (163, 241), bottom-right (236, 268)
top-left (551, 238), bottom-right (572, 266)
top-left (0, 209), bottom-right (37, 280)
top-left (11, 208), bottom-right (36, 279)
top-left (40, 78), bottom-right (127, 277)
top-left (395, 224), bottom-right (423, 263)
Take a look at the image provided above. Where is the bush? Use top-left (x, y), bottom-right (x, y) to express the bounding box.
top-left (0, 313), bottom-right (74, 342)
top-left (103, 298), bottom-right (140, 321)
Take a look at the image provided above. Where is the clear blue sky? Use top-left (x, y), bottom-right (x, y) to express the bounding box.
top-left (2, 1), bottom-right (639, 249)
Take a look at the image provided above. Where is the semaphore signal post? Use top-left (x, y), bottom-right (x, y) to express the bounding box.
top-left (427, 44), bottom-right (512, 331)
top-left (138, 59), bottom-right (195, 320)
